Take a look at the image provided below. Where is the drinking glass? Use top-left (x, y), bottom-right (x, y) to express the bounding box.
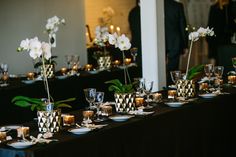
top-left (65, 55), bottom-right (72, 69)
top-left (0, 63), bottom-right (9, 86)
top-left (170, 70), bottom-right (182, 84)
top-left (143, 80), bottom-right (154, 108)
top-left (133, 77), bottom-right (145, 96)
top-left (232, 57), bottom-right (236, 72)
top-left (72, 55), bottom-right (80, 67)
top-left (204, 64), bottom-right (214, 85)
top-left (130, 47), bottom-right (138, 64)
top-left (94, 91), bottom-right (104, 122)
top-left (214, 66), bottom-right (224, 92)
top-left (83, 88), bottom-right (96, 109)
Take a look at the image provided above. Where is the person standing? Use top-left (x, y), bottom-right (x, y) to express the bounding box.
top-left (128, 0), bottom-right (142, 75)
top-left (164, 0), bottom-right (188, 85)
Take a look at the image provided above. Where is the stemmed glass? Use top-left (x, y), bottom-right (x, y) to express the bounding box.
top-left (204, 64), bottom-right (214, 86)
top-left (0, 63), bottom-right (9, 87)
top-left (133, 77), bottom-right (145, 96)
top-left (214, 66), bottom-right (224, 92)
top-left (72, 55), bottom-right (80, 67)
top-left (83, 88), bottom-right (96, 109)
top-left (170, 70), bottom-right (182, 85)
top-left (130, 47), bottom-right (138, 65)
top-left (94, 91), bottom-right (104, 122)
top-left (232, 57), bottom-right (236, 72)
top-left (143, 80), bottom-right (154, 109)
top-left (65, 55), bottom-right (72, 69)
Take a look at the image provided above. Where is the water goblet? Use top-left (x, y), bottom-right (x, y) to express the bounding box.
top-left (130, 47), bottom-right (138, 64)
top-left (232, 57), bottom-right (236, 72)
top-left (83, 88), bottom-right (96, 109)
top-left (170, 70), bottom-right (182, 85)
top-left (204, 64), bottom-right (214, 86)
top-left (65, 55), bottom-right (72, 69)
top-left (143, 80), bottom-right (154, 109)
top-left (94, 91), bottom-right (104, 122)
top-left (133, 77), bottom-right (145, 96)
top-left (214, 66), bottom-right (224, 92)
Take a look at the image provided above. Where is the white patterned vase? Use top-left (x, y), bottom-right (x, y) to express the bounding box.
top-left (114, 93), bottom-right (136, 113)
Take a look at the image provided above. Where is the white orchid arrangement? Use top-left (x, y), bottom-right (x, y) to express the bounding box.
top-left (45, 16), bottom-right (65, 35)
top-left (94, 26), bottom-right (109, 47)
top-left (185, 27), bottom-right (214, 79)
top-left (108, 32), bottom-right (132, 84)
top-left (17, 37), bottom-right (52, 107)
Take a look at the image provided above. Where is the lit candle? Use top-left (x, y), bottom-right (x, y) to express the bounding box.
top-left (17, 127), bottom-right (30, 138)
top-left (135, 97), bottom-right (144, 107)
top-left (110, 25), bottom-right (114, 33)
top-left (82, 110), bottom-right (94, 122)
top-left (27, 72), bottom-right (35, 80)
top-left (168, 90), bottom-right (177, 99)
top-left (72, 65), bottom-right (78, 72)
top-left (199, 82), bottom-right (209, 91)
top-left (113, 60), bottom-right (120, 66)
top-left (63, 115), bottom-right (75, 126)
top-left (60, 67), bottom-right (67, 75)
top-left (116, 27), bottom-right (120, 35)
top-left (100, 105), bottom-right (112, 116)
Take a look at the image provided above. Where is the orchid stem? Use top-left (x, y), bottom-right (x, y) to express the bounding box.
top-left (185, 40), bottom-right (193, 80)
top-left (42, 54), bottom-right (51, 104)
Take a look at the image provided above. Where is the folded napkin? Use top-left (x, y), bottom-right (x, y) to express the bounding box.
top-left (30, 133), bottom-right (58, 144)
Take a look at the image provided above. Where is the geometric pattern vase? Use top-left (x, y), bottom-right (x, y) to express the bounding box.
top-left (114, 93), bottom-right (135, 113)
top-left (176, 79), bottom-right (195, 99)
top-left (40, 64), bottom-right (54, 78)
top-left (37, 109), bottom-right (61, 133)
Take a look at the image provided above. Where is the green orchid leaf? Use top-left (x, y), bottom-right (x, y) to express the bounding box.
top-left (30, 104), bottom-right (37, 111)
top-left (105, 79), bottom-right (123, 89)
top-left (12, 96), bottom-right (42, 104)
top-left (187, 64), bottom-right (204, 80)
top-left (56, 103), bottom-right (72, 108)
top-left (108, 85), bottom-right (122, 93)
top-left (54, 98), bottom-right (76, 105)
top-left (14, 101), bottom-right (31, 108)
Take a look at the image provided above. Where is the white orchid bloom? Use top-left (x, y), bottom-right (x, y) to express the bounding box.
top-left (188, 32), bottom-right (199, 41)
top-left (20, 38), bottom-right (30, 51)
top-left (29, 40), bottom-right (42, 59)
top-left (41, 42), bottom-right (51, 60)
top-left (117, 34), bottom-right (131, 51)
top-left (61, 18), bottom-right (65, 24)
top-left (108, 32), bottom-right (118, 47)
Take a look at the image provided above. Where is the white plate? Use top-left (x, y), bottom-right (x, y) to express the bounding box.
top-left (199, 93), bottom-right (217, 98)
top-left (21, 80), bottom-right (36, 84)
top-left (109, 115), bottom-right (134, 122)
top-left (0, 125), bottom-right (21, 131)
top-left (164, 101), bottom-right (186, 107)
top-left (56, 75), bottom-right (68, 79)
top-left (68, 127), bottom-right (91, 135)
top-left (7, 141), bottom-right (35, 149)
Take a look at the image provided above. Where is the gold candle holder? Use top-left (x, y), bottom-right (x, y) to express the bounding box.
top-left (27, 72), bottom-right (35, 80)
top-left (199, 82), bottom-right (209, 91)
top-left (72, 65), bottom-right (78, 72)
top-left (100, 105), bottom-right (113, 116)
top-left (84, 64), bottom-right (93, 71)
top-left (0, 132), bottom-right (6, 141)
top-left (82, 110), bottom-right (94, 120)
top-left (152, 93), bottom-right (162, 102)
top-left (168, 90), bottom-right (177, 99)
top-left (63, 114), bottom-right (75, 126)
top-left (17, 126), bottom-right (30, 138)
top-left (113, 60), bottom-right (120, 66)
top-left (124, 58), bottom-right (132, 65)
top-left (135, 97), bottom-right (144, 107)
top-left (228, 75), bottom-right (236, 84)
top-left (60, 67), bottom-right (67, 75)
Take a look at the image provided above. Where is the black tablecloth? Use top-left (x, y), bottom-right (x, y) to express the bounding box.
top-left (0, 67), bottom-right (141, 125)
top-left (0, 86), bottom-right (236, 157)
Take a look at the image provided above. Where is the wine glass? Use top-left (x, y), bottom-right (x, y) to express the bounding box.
top-left (65, 55), bottom-right (72, 69)
top-left (214, 66), bottom-right (224, 92)
top-left (204, 64), bottom-right (214, 86)
top-left (143, 80), bottom-right (154, 109)
top-left (94, 91), bottom-right (104, 122)
top-left (0, 63), bottom-right (9, 87)
top-left (133, 77), bottom-right (145, 96)
top-left (170, 70), bottom-right (182, 84)
top-left (232, 57), bottom-right (236, 72)
top-left (83, 88), bottom-right (96, 109)
top-left (130, 47), bottom-right (138, 64)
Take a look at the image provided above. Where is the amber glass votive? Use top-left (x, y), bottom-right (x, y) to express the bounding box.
top-left (0, 132), bottom-right (6, 141)
top-left (84, 64), bottom-right (93, 71)
top-left (168, 90), bottom-right (177, 99)
top-left (17, 127), bottom-right (30, 138)
top-left (60, 67), bottom-right (67, 75)
top-left (72, 65), bottom-right (78, 72)
top-left (100, 105), bottom-right (113, 116)
top-left (27, 72), bottom-right (35, 80)
top-left (199, 82), bottom-right (209, 91)
top-left (228, 75), bottom-right (236, 84)
top-left (63, 115), bottom-right (75, 126)
top-left (82, 110), bottom-right (94, 119)
top-left (113, 60), bottom-right (120, 66)
top-left (152, 93), bottom-right (162, 102)
top-left (135, 97), bottom-right (144, 107)
top-left (124, 58), bottom-right (132, 65)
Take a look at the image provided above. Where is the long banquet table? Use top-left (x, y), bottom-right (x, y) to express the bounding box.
top-left (0, 67), bottom-right (141, 125)
top-left (0, 85), bottom-right (236, 157)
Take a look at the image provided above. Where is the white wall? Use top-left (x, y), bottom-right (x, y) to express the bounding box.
top-left (0, 0), bottom-right (86, 74)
